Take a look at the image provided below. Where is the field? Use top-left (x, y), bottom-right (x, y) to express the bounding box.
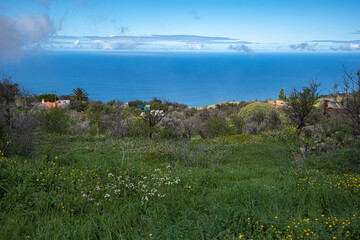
top-left (1, 134), bottom-right (359, 240)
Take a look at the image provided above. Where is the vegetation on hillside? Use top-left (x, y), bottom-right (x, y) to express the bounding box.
top-left (1, 67), bottom-right (360, 239)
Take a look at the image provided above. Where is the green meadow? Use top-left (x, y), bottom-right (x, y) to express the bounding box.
top-left (1, 133), bottom-right (359, 240)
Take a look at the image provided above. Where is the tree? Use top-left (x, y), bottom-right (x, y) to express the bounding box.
top-left (0, 75), bottom-right (40, 156)
top-left (334, 66), bottom-right (360, 132)
top-left (0, 74), bottom-right (20, 127)
top-left (281, 80), bottom-right (320, 134)
top-left (141, 98), bottom-right (171, 139)
top-left (279, 88), bottom-right (286, 100)
top-left (72, 88), bottom-right (88, 102)
top-left (36, 93), bottom-right (58, 102)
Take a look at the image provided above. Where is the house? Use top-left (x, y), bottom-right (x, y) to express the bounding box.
top-left (56, 100), bottom-right (70, 105)
top-left (144, 105), bottom-right (151, 111)
top-left (271, 100), bottom-right (285, 108)
top-left (150, 110), bottom-right (164, 116)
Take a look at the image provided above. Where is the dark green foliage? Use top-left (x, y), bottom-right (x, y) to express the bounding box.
top-left (0, 75), bottom-right (19, 126)
top-left (69, 100), bottom-right (88, 112)
top-left (304, 147), bottom-right (360, 173)
top-left (36, 93), bottom-right (58, 102)
top-left (129, 118), bottom-right (149, 137)
top-left (39, 107), bottom-right (71, 134)
top-left (196, 109), bottom-right (231, 138)
top-left (128, 99), bottom-right (147, 108)
top-left (279, 88), bottom-right (285, 100)
top-left (72, 87), bottom-right (88, 102)
top-left (281, 80), bottom-right (320, 133)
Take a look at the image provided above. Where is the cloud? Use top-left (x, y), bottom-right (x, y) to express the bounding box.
top-left (91, 39), bottom-right (139, 50)
top-left (310, 40), bottom-right (360, 44)
top-left (73, 39), bottom-right (80, 48)
top-left (190, 10), bottom-right (200, 20)
top-left (71, 34), bottom-right (248, 44)
top-left (188, 43), bottom-right (204, 50)
top-left (329, 43), bottom-right (360, 51)
top-left (0, 13), bottom-right (57, 61)
top-left (289, 42), bottom-right (317, 51)
top-left (228, 44), bottom-right (255, 55)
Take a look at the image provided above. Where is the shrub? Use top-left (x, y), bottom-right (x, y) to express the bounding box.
top-left (129, 118), bottom-right (149, 137)
top-left (1, 109), bottom-right (40, 156)
top-left (103, 112), bottom-right (132, 138)
top-left (238, 102), bottom-right (276, 119)
top-left (69, 100), bottom-right (88, 112)
top-left (159, 116), bottom-right (182, 139)
top-left (238, 103), bottom-right (281, 134)
top-left (88, 112), bottom-right (107, 135)
top-left (39, 107), bottom-right (71, 134)
top-left (196, 109), bottom-right (230, 138)
top-left (128, 99), bottom-right (147, 108)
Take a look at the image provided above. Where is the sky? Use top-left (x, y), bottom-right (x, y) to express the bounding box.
top-left (1, 0), bottom-right (360, 61)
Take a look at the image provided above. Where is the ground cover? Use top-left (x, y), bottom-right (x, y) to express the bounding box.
top-left (1, 135), bottom-right (359, 239)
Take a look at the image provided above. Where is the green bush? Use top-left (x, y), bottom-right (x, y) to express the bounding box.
top-left (129, 118), bottom-right (149, 137)
top-left (36, 93), bottom-right (58, 102)
top-left (40, 107), bottom-right (71, 134)
top-left (238, 103), bottom-right (281, 134)
top-left (238, 102), bottom-right (276, 119)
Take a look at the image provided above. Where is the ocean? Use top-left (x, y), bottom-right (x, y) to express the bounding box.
top-left (1, 51), bottom-right (359, 107)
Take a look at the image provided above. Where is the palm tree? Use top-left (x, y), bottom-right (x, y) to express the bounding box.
top-left (72, 88), bottom-right (88, 102)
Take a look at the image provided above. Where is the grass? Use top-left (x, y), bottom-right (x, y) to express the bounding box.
top-left (1, 134), bottom-right (360, 239)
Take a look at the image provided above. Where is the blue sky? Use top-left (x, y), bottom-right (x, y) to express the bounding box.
top-left (1, 0), bottom-right (360, 60)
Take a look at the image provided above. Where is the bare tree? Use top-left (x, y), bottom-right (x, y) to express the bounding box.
top-left (334, 66), bottom-right (360, 132)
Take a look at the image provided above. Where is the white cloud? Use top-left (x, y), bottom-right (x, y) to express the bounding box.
top-left (330, 43), bottom-right (360, 51)
top-left (0, 13), bottom-right (57, 61)
top-left (188, 43), bottom-right (204, 50)
top-left (289, 42), bottom-right (317, 51)
top-left (73, 39), bottom-right (80, 47)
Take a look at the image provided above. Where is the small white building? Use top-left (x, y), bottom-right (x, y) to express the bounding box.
top-left (56, 100), bottom-right (71, 105)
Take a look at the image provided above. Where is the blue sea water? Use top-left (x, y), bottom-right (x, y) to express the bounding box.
top-left (1, 51), bottom-right (360, 107)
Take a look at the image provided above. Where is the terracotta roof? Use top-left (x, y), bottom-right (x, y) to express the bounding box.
top-left (43, 101), bottom-right (62, 108)
top-left (271, 100), bottom-right (285, 107)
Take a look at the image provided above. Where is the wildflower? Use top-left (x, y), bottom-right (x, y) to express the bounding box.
top-left (239, 234), bottom-right (244, 239)
top-left (149, 233), bottom-right (152, 237)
